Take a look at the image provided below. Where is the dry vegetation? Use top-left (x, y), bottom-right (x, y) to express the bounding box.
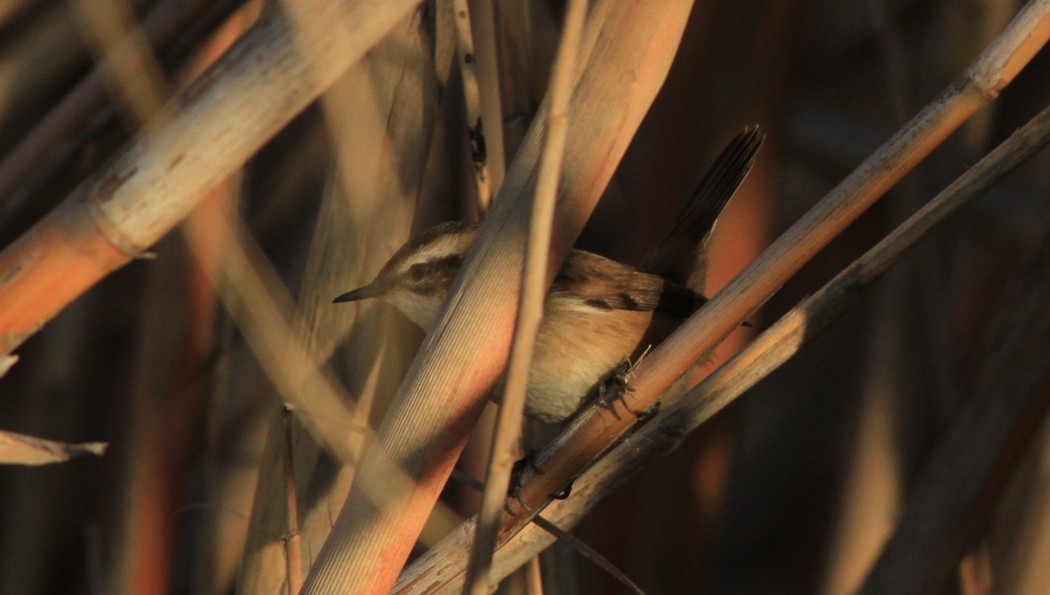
top-left (0, 0), bottom-right (1047, 593)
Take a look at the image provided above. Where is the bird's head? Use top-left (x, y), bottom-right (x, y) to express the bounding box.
top-left (333, 221), bottom-right (479, 329)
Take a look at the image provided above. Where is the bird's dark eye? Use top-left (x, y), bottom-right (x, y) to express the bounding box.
top-left (407, 263), bottom-right (427, 282)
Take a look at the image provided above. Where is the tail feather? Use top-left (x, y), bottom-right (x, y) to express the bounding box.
top-left (642, 126), bottom-right (764, 290)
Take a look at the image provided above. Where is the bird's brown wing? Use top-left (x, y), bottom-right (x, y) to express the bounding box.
top-left (552, 249), bottom-right (707, 317)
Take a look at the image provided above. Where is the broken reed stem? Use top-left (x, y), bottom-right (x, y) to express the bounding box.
top-left (462, 0), bottom-right (587, 592)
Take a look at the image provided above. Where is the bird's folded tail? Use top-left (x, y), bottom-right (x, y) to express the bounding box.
top-left (642, 126), bottom-right (764, 291)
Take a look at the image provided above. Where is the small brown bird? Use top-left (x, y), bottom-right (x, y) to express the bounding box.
top-left (335, 128), bottom-right (763, 423)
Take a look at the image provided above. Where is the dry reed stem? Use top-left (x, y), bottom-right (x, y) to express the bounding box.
top-left (0, 0), bottom-right (420, 356)
top-left (398, 92), bottom-right (1050, 595)
top-left (466, 0), bottom-right (507, 194)
top-left (76, 0), bottom-right (369, 469)
top-left (0, 0), bottom-right (240, 210)
top-left (463, 0), bottom-right (586, 592)
top-left (0, 2), bottom-right (428, 543)
top-left (300, 1), bottom-right (696, 592)
top-left (79, 5), bottom-right (308, 591)
top-left (240, 11), bottom-right (462, 590)
top-left (489, 0), bottom-right (546, 161)
top-left (449, 0), bottom-right (493, 212)
top-left (178, 11), bottom-right (455, 587)
top-left (181, 120), bottom-right (461, 594)
top-left (70, 4), bottom-right (246, 591)
top-left (203, 209), bottom-right (456, 589)
top-left (239, 412), bottom-right (311, 594)
top-left (493, 0), bottom-right (1050, 544)
top-left (71, 0), bottom-right (170, 125)
top-left (666, 105), bottom-right (1049, 437)
top-left (183, 208), bottom-right (363, 462)
top-left (281, 409), bottom-right (303, 595)
top-left (859, 233), bottom-right (1050, 592)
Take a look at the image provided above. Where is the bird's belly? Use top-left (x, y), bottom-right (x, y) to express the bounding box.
top-left (525, 307), bottom-right (657, 423)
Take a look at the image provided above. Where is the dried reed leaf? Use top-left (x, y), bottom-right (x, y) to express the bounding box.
top-left (0, 429), bottom-right (106, 465)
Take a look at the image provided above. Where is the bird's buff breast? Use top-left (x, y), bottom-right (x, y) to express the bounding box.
top-left (383, 288), bottom-right (659, 424)
top-left (525, 304), bottom-right (655, 423)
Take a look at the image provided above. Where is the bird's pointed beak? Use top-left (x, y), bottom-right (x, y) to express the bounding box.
top-left (332, 281), bottom-right (387, 304)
